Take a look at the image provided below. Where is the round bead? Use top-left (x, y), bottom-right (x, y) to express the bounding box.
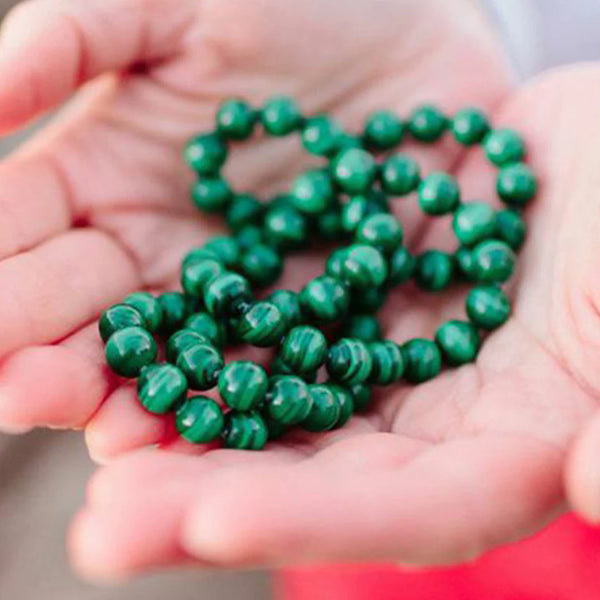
top-left (466, 285), bottom-right (511, 330)
top-left (191, 177), bottom-right (232, 212)
top-left (349, 383), bottom-right (371, 412)
top-left (363, 110), bottom-right (404, 150)
top-left (240, 244), bottom-right (282, 287)
top-left (350, 287), bottom-right (387, 314)
top-left (181, 257), bottom-right (224, 297)
top-left (408, 104), bottom-right (447, 142)
top-left (331, 148), bottom-right (377, 194)
top-left (341, 314), bottom-right (381, 342)
top-left (137, 363), bottom-right (187, 414)
top-left (236, 301), bottom-right (287, 347)
top-left (380, 154), bottom-right (421, 196)
top-left (182, 247), bottom-right (219, 269)
top-left (204, 236), bottom-right (240, 268)
top-left (452, 202), bottom-right (497, 246)
top-left (99, 304), bottom-right (145, 343)
top-left (387, 247), bottom-right (416, 286)
top-left (402, 338), bottom-right (442, 384)
top-left (330, 384), bottom-right (354, 428)
top-left (166, 328), bottom-right (211, 363)
top-left (341, 195), bottom-right (383, 233)
top-left (291, 169), bottom-right (334, 215)
top-left (236, 225), bottom-right (264, 249)
top-left (226, 194), bottom-right (263, 231)
top-left (451, 108), bottom-right (489, 145)
top-left (317, 208), bottom-right (345, 240)
top-left (415, 251), bottom-right (455, 291)
top-left (185, 312), bottom-right (225, 347)
top-left (355, 213), bottom-right (403, 252)
top-left (176, 343), bottom-right (224, 390)
top-left (484, 128), bottom-right (525, 166)
top-left (471, 239), bottom-right (515, 283)
top-left (215, 98), bottom-right (256, 140)
top-left (218, 361), bottom-right (268, 411)
top-left (266, 376), bottom-right (312, 425)
top-left (263, 204), bottom-right (307, 249)
top-left (368, 340), bottom-right (405, 385)
top-left (123, 292), bottom-right (163, 333)
top-left (267, 290), bottom-right (302, 329)
top-left (418, 172), bottom-right (460, 215)
top-left (455, 247), bottom-right (476, 280)
top-left (326, 338), bottom-right (372, 385)
top-left (105, 326), bottom-right (157, 378)
top-left (301, 115), bottom-right (343, 156)
top-left (325, 247), bottom-right (349, 279)
top-left (222, 411), bottom-right (268, 450)
top-left (184, 132), bottom-right (227, 175)
top-left (280, 326), bottom-right (328, 373)
top-left (260, 95), bottom-right (303, 135)
top-left (435, 320), bottom-right (480, 366)
top-left (204, 272), bottom-right (253, 317)
top-left (495, 209), bottom-right (526, 250)
top-left (340, 244), bottom-right (388, 289)
top-left (270, 356), bottom-right (318, 383)
top-left (299, 275), bottom-right (349, 323)
top-left (497, 163), bottom-right (537, 207)
top-left (176, 396), bottom-right (224, 444)
top-left (157, 292), bottom-right (187, 335)
top-left (302, 384), bottom-right (340, 432)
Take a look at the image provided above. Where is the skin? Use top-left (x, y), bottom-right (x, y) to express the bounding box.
top-left (0, 0), bottom-right (598, 583)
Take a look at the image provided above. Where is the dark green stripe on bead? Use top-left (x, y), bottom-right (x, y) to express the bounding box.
top-left (166, 328), bottom-right (211, 364)
top-left (380, 154), bottom-right (420, 196)
top-left (123, 292), bottom-right (163, 333)
top-left (496, 163), bottom-right (537, 207)
top-left (185, 312), bottom-right (226, 347)
top-left (280, 325), bottom-right (328, 373)
top-left (340, 244), bottom-right (388, 289)
top-left (291, 168), bottom-right (334, 215)
top-left (435, 320), bottom-right (480, 366)
top-left (218, 361), bottom-right (268, 411)
top-left (99, 304), bottom-right (145, 343)
top-left (157, 292), bottom-right (188, 335)
top-left (266, 290), bottom-right (302, 330)
top-left (181, 257), bottom-right (224, 297)
top-left (240, 244), bottom-right (283, 287)
top-left (355, 214), bottom-right (403, 253)
top-left (204, 272), bottom-right (253, 318)
top-left (415, 250), bottom-right (455, 291)
top-left (418, 172), bottom-right (460, 216)
top-left (266, 376), bottom-right (312, 425)
top-left (302, 384), bottom-right (341, 432)
top-left (349, 383), bottom-right (371, 412)
top-left (466, 285), bottom-right (511, 330)
top-left (176, 396), bottom-right (224, 444)
top-left (176, 343), bottom-right (224, 390)
top-left (341, 314), bottom-right (381, 342)
top-left (330, 384), bottom-right (354, 428)
top-left (326, 338), bottom-right (373, 385)
top-left (236, 301), bottom-right (287, 347)
top-left (222, 411), bottom-right (268, 450)
top-left (368, 340), bottom-right (405, 385)
top-left (331, 148), bottom-right (377, 194)
top-left (471, 239), bottom-right (515, 283)
top-left (105, 326), bottom-right (157, 378)
top-left (402, 338), bottom-right (442, 384)
top-left (137, 363), bottom-right (187, 414)
top-left (299, 276), bottom-right (349, 324)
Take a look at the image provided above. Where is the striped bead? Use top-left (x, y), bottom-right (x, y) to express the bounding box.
top-left (326, 338), bottom-right (372, 384)
top-left (340, 314), bottom-right (381, 342)
top-left (176, 343), bottom-right (224, 390)
top-left (339, 244), bottom-right (388, 289)
top-left (435, 320), bottom-right (480, 366)
top-left (368, 340), bottom-right (405, 385)
top-left (236, 301), bottom-right (286, 347)
top-left (176, 396), bottom-right (224, 444)
top-left (266, 376), bottom-right (313, 425)
top-left (123, 292), bottom-right (163, 333)
top-left (185, 312), bottom-right (225, 347)
top-left (204, 272), bottom-right (253, 317)
top-left (204, 236), bottom-right (240, 268)
top-left (218, 361), bottom-right (268, 411)
top-left (166, 329), bottom-right (211, 363)
top-left (302, 384), bottom-right (341, 432)
top-left (402, 338), bottom-right (442, 384)
top-left (137, 363), bottom-right (187, 414)
top-left (299, 275), bottom-right (349, 323)
top-left (181, 257), bottom-right (224, 297)
top-left (157, 292), bottom-right (188, 335)
top-left (99, 304), bottom-right (145, 343)
top-left (349, 383), bottom-right (371, 412)
top-left (222, 411), bottom-right (268, 450)
top-left (105, 327), bottom-right (157, 378)
top-left (280, 326), bottom-right (328, 373)
top-left (266, 290), bottom-right (302, 329)
top-left (330, 384), bottom-right (354, 428)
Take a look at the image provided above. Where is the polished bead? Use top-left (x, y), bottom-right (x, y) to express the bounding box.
top-left (176, 396), bottom-right (224, 444)
top-left (339, 244), bottom-right (388, 290)
top-left (204, 236), bottom-right (240, 268)
top-left (452, 202), bottom-right (496, 246)
top-left (185, 312), bottom-right (225, 347)
top-left (226, 194), bottom-right (263, 231)
top-left (157, 292), bottom-right (187, 335)
top-left (350, 287), bottom-right (387, 314)
top-left (435, 320), bottom-right (480, 366)
top-left (317, 208), bottom-right (345, 241)
top-left (166, 328), bottom-right (210, 363)
top-left (418, 172), bottom-right (460, 215)
top-left (466, 285), bottom-right (511, 330)
top-left (260, 95), bottom-right (303, 135)
top-left (105, 326), bottom-right (157, 377)
top-left (455, 246), bottom-right (476, 280)
top-left (363, 110), bottom-right (404, 150)
top-left (299, 275), bottom-right (349, 323)
top-left (263, 204), bottom-right (307, 249)
top-left (387, 247), bottom-right (416, 286)
top-left (184, 132), bottom-right (227, 175)
top-left (236, 225), bottom-right (264, 249)
top-left (266, 376), bottom-right (312, 425)
top-left (182, 247), bottom-right (219, 269)
top-left (369, 340), bottom-right (405, 384)
top-left (408, 104), bottom-right (447, 142)
top-left (471, 239), bottom-right (515, 283)
top-left (280, 325), bottom-right (328, 373)
top-left (495, 209), bottom-right (526, 250)
top-left (355, 213), bottom-right (403, 252)
top-left (380, 153), bottom-right (421, 196)
top-left (496, 163), bottom-right (536, 207)
top-left (302, 384), bottom-right (340, 432)
top-left (341, 314), bottom-right (381, 342)
top-left (291, 169), bottom-right (334, 215)
top-left (336, 133), bottom-right (364, 151)
top-left (415, 250), bottom-right (454, 291)
top-left (176, 342), bottom-right (223, 390)
top-left (123, 292), bottom-right (163, 333)
top-left (349, 383), bottom-right (371, 412)
top-left (181, 257), bottom-right (224, 297)
top-left (240, 244), bottom-right (282, 287)
top-left (137, 363), bottom-right (187, 414)
top-left (204, 272), bottom-right (253, 317)
top-left (402, 338), bottom-right (442, 383)
top-left (270, 356), bottom-right (317, 383)
top-left (263, 413), bottom-right (288, 441)
top-left (218, 361), bottom-right (268, 410)
top-left (236, 301), bottom-right (286, 347)
top-left (267, 289), bottom-right (302, 329)
top-left (326, 338), bottom-right (372, 384)
top-left (451, 108), bottom-right (489, 145)
top-left (191, 177), bottom-right (232, 212)
top-left (331, 148), bottom-right (377, 194)
top-left (341, 195), bottom-right (383, 233)
top-left (325, 247), bottom-right (349, 279)
top-left (99, 304), bottom-right (145, 342)
top-left (222, 411), bottom-right (268, 450)
top-left (330, 384), bottom-right (354, 428)
top-left (301, 115), bottom-right (343, 156)
top-left (484, 128), bottom-right (525, 166)
top-left (216, 98), bottom-right (256, 140)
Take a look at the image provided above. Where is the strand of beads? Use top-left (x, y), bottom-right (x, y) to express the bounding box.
top-left (99, 97), bottom-right (536, 450)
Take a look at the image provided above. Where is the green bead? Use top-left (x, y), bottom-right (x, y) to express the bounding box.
top-left (408, 104), bottom-right (447, 142)
top-left (236, 225), bottom-right (264, 249)
top-left (455, 247), bottom-right (476, 280)
top-left (402, 338), bottom-right (442, 384)
top-left (387, 247), bottom-right (416, 286)
top-left (176, 343), bottom-right (224, 390)
top-left (262, 413), bottom-right (288, 441)
top-left (263, 205), bottom-right (307, 249)
top-left (495, 209), bottom-right (526, 250)
top-left (369, 340), bottom-right (405, 385)
top-left (236, 301), bottom-right (286, 347)
top-left (182, 247), bottom-right (219, 269)
top-left (176, 396), bottom-right (224, 444)
top-left (349, 383), bottom-right (371, 412)
top-left (123, 292), bottom-right (163, 333)
top-left (301, 115), bottom-right (343, 156)
top-left (166, 328), bottom-right (211, 363)
top-left (226, 194), bottom-right (263, 231)
top-left (415, 250), bottom-right (454, 291)
top-left (341, 314), bottom-right (381, 342)
top-left (380, 154), bottom-right (421, 196)
top-left (260, 95), bottom-right (303, 135)
top-left (222, 411), bottom-right (268, 450)
top-left (350, 287), bottom-right (387, 314)
top-left (184, 132), bottom-right (227, 175)
top-left (418, 172), bottom-right (460, 215)
top-left (267, 290), bottom-right (302, 329)
top-left (497, 163), bottom-right (537, 207)
top-left (299, 275), bottom-right (349, 323)
top-left (181, 257), bottom-right (224, 297)
top-left (484, 128), bottom-right (525, 166)
top-left (331, 148), bottom-right (377, 194)
top-left (204, 236), bottom-right (240, 268)
top-left (341, 196), bottom-right (383, 233)
top-left (291, 169), bottom-right (334, 215)
top-left (99, 304), bottom-right (145, 343)
top-left (451, 108), bottom-right (489, 145)
top-left (363, 110), bottom-right (404, 150)
top-left (137, 364), bottom-right (187, 414)
top-left (270, 356), bottom-right (317, 383)
top-left (435, 320), bottom-right (480, 366)
top-left (330, 384), bottom-right (354, 428)
top-left (204, 272), bottom-right (253, 317)
top-left (240, 244), bottom-right (282, 287)
top-left (218, 361), bottom-right (268, 410)
top-left (185, 312), bottom-right (225, 347)
top-left (466, 285), bottom-right (511, 330)
top-left (340, 244), bottom-right (387, 289)
top-left (317, 208), bottom-right (345, 241)
top-left (326, 338), bottom-right (372, 384)
top-left (157, 292), bottom-right (187, 335)
top-left (452, 202), bottom-right (497, 246)
top-left (336, 133), bottom-right (363, 151)
top-left (355, 213), bottom-right (403, 252)
top-left (191, 177), bottom-right (232, 212)
top-left (280, 325), bottom-right (328, 373)
top-left (266, 376), bottom-right (312, 425)
top-left (302, 384), bottom-right (340, 432)
top-left (216, 98), bottom-right (256, 140)
top-left (471, 239), bottom-right (515, 283)
top-left (105, 326), bottom-right (157, 377)
top-left (325, 247), bottom-right (349, 279)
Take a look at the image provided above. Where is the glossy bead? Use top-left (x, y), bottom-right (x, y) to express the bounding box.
top-left (215, 98), bottom-right (256, 140)
top-left (408, 104), bottom-right (447, 142)
top-left (331, 148), bottom-right (377, 193)
top-left (204, 272), bottom-right (253, 317)
top-left (466, 285), bottom-right (511, 330)
top-left (263, 413), bottom-right (288, 441)
top-left (452, 202), bottom-right (496, 246)
top-left (363, 110), bottom-right (404, 150)
top-left (182, 247), bottom-right (219, 269)
top-left (291, 169), bottom-right (334, 215)
top-left (222, 411), bottom-right (268, 450)
top-left (204, 236), bottom-right (240, 268)
top-left (471, 239), bottom-right (515, 283)
top-left (137, 364), bottom-right (187, 414)
top-left (339, 244), bottom-right (388, 290)
top-left (455, 247), bottom-right (476, 280)
top-left (326, 338), bottom-right (372, 384)
top-left (123, 292), bottom-right (163, 333)
top-left (185, 312), bottom-right (225, 347)
top-left (330, 384), bottom-right (354, 428)
top-left (387, 247), bottom-right (416, 286)
top-left (341, 314), bottom-right (381, 342)
top-left (301, 115), bottom-right (343, 156)
top-left (270, 356), bottom-right (317, 383)
top-left (495, 209), bottom-right (526, 250)
top-left (369, 340), bottom-right (405, 385)
top-left (99, 304), bottom-right (145, 342)
top-left (263, 205), bottom-right (307, 249)
top-left (236, 225), bottom-right (264, 249)
top-left (497, 163), bottom-right (537, 207)
top-left (181, 257), bottom-right (224, 297)
top-left (157, 292), bottom-right (187, 334)
top-left (176, 396), bottom-right (224, 443)
top-left (402, 338), bottom-right (442, 384)
top-left (350, 383), bottom-right (371, 412)
top-left (418, 172), bottom-right (460, 215)
top-left (451, 108), bottom-right (489, 145)
top-left (325, 247), bottom-right (349, 279)
top-left (317, 208), bottom-right (345, 241)
top-left (267, 290), bottom-right (302, 329)
top-left (236, 301), bottom-right (287, 347)
top-left (266, 376), bottom-right (312, 425)
top-left (260, 95), bottom-right (303, 135)
top-left (302, 384), bottom-right (340, 432)
top-left (176, 343), bottom-right (224, 390)
top-left (341, 195), bottom-right (383, 233)
top-left (184, 132), bottom-right (227, 175)
top-left (435, 320), bottom-right (480, 366)
top-left (299, 275), bottom-right (349, 323)
top-left (380, 154), bottom-right (421, 196)
top-left (240, 244), bottom-right (283, 287)
top-left (191, 177), bottom-right (232, 212)
top-left (105, 326), bottom-right (157, 377)
top-left (280, 325), bottom-right (328, 373)
top-left (415, 250), bottom-right (454, 291)
top-left (226, 194), bottom-right (263, 231)
top-left (484, 128), bottom-right (525, 166)
top-left (166, 328), bottom-right (211, 363)
top-left (350, 287), bottom-right (386, 314)
top-left (218, 361), bottom-right (268, 410)
top-left (355, 213), bottom-right (403, 252)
